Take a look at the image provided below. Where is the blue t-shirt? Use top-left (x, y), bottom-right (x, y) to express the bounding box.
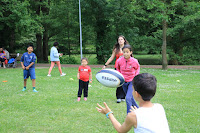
top-left (20, 52), bottom-right (36, 68)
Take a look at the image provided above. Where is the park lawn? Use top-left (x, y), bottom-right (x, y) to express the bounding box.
top-left (0, 67), bottom-right (200, 133)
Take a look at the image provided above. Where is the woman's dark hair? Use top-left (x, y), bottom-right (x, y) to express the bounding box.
top-left (113, 35), bottom-right (129, 54)
top-left (53, 42), bottom-right (59, 46)
top-left (132, 73), bottom-right (157, 101)
top-left (122, 44), bottom-right (133, 57)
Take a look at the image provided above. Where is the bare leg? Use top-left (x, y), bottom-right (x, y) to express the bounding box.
top-left (3, 62), bottom-right (6, 68)
top-left (56, 61), bottom-right (63, 74)
top-left (32, 79), bottom-right (35, 87)
top-left (48, 61), bottom-right (55, 75)
top-left (24, 79), bottom-right (27, 87)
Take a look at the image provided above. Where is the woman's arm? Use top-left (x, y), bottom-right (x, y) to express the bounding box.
top-left (103, 49), bottom-right (116, 69)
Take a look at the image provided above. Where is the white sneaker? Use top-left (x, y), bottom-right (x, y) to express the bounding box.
top-left (47, 74), bottom-right (51, 77)
top-left (117, 99), bottom-right (121, 103)
top-left (121, 99), bottom-right (125, 102)
top-left (60, 73), bottom-right (66, 76)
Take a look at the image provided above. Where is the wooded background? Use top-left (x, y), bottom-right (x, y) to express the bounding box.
top-left (0, 0), bottom-right (200, 65)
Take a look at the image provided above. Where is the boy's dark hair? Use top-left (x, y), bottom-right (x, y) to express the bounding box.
top-left (81, 57), bottom-right (88, 63)
top-left (27, 45), bottom-right (34, 49)
top-left (53, 42), bottom-right (59, 46)
top-left (132, 73), bottom-right (157, 101)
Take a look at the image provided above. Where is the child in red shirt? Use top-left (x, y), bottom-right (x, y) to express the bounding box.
top-left (77, 57), bottom-right (92, 101)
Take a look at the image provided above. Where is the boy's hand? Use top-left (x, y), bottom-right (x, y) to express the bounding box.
top-left (130, 106), bottom-right (138, 112)
top-left (22, 66), bottom-right (25, 70)
top-left (96, 102), bottom-right (112, 115)
top-left (25, 67), bottom-right (29, 70)
top-left (89, 79), bottom-right (93, 83)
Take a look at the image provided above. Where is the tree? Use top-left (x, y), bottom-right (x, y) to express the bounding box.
top-left (0, 0), bottom-right (34, 52)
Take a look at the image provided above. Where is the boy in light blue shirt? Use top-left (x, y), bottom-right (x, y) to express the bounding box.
top-left (20, 45), bottom-right (38, 92)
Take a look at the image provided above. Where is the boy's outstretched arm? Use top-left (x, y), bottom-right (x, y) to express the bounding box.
top-left (96, 102), bottom-right (136, 133)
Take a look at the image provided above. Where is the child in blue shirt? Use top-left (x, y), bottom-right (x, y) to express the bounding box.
top-left (20, 45), bottom-right (38, 92)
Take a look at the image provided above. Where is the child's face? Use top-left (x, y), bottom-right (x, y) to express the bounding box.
top-left (27, 46), bottom-right (33, 53)
top-left (123, 48), bottom-right (132, 59)
top-left (81, 59), bottom-right (88, 67)
top-left (118, 37), bottom-right (125, 46)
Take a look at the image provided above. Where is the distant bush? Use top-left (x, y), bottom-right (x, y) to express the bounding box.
top-left (60, 56), bottom-right (77, 64)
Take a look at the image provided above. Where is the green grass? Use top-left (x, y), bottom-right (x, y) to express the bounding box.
top-left (0, 67), bottom-right (200, 133)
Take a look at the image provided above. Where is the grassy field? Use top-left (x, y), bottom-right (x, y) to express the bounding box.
top-left (0, 67), bottom-right (200, 133)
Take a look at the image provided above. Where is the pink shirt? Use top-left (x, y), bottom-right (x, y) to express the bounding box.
top-left (116, 57), bottom-right (140, 82)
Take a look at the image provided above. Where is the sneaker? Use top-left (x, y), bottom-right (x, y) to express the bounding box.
top-left (60, 73), bottom-right (66, 76)
top-left (33, 89), bottom-right (38, 92)
top-left (84, 97), bottom-right (87, 101)
top-left (117, 99), bottom-right (121, 103)
top-left (121, 99), bottom-right (126, 102)
top-left (22, 88), bottom-right (26, 91)
top-left (47, 74), bottom-right (51, 77)
top-left (77, 97), bottom-right (81, 102)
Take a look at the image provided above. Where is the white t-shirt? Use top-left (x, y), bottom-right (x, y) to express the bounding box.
top-left (134, 103), bottom-right (170, 133)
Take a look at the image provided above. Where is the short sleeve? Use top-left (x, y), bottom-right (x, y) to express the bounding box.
top-left (88, 67), bottom-right (91, 72)
top-left (32, 54), bottom-right (36, 63)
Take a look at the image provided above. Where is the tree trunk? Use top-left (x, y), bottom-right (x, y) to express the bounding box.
top-left (9, 29), bottom-right (15, 53)
top-left (43, 26), bottom-right (49, 62)
top-left (67, 10), bottom-right (71, 56)
top-left (36, 34), bottom-right (43, 62)
top-left (41, 0), bottom-right (50, 62)
top-left (162, 19), bottom-right (168, 70)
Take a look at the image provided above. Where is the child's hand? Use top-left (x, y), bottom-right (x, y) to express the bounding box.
top-left (102, 65), bottom-right (106, 69)
top-left (130, 106), bottom-right (138, 112)
top-left (96, 102), bottom-right (112, 115)
top-left (89, 79), bottom-right (93, 83)
top-left (22, 66), bottom-right (25, 70)
top-left (25, 67), bottom-right (29, 70)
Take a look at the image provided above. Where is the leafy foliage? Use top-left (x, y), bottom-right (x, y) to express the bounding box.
top-left (0, 0), bottom-right (200, 65)
top-left (60, 56), bottom-right (77, 64)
